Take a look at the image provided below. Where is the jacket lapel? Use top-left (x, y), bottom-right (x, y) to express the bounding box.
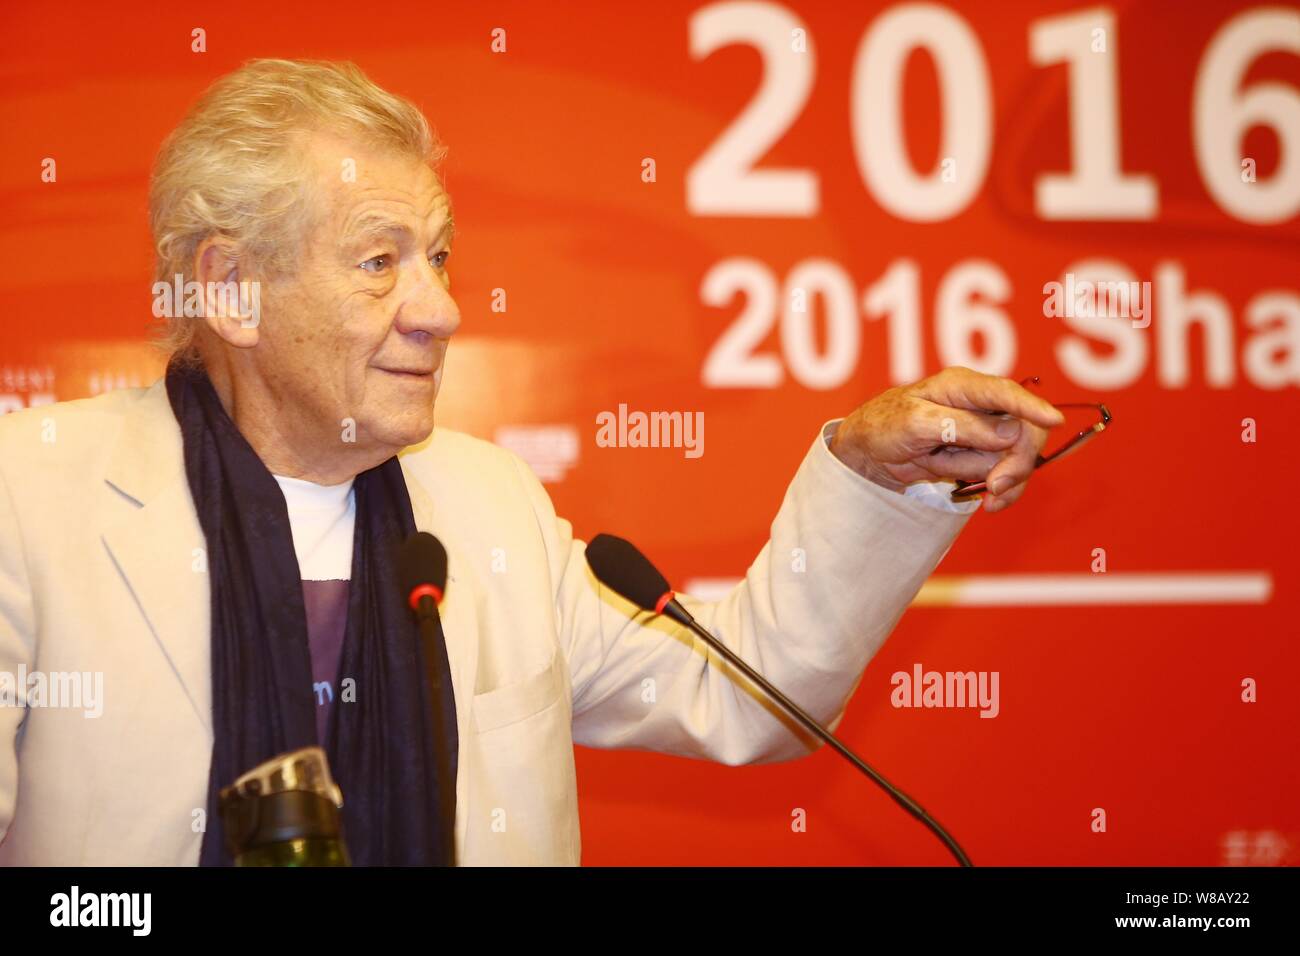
top-left (401, 456), bottom-right (479, 708)
top-left (101, 381), bottom-right (212, 737)
top-left (401, 448), bottom-right (478, 859)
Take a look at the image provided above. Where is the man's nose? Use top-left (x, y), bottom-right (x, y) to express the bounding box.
top-left (394, 263), bottom-right (461, 339)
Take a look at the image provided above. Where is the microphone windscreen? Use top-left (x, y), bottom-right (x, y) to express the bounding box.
top-left (398, 531), bottom-right (448, 597)
top-left (585, 533), bottom-right (671, 611)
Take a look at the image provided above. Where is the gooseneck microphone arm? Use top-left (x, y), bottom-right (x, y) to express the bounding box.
top-left (666, 600), bottom-right (971, 867)
top-left (585, 533), bottom-right (972, 868)
top-left (398, 532), bottom-right (457, 866)
top-left (413, 604), bottom-right (456, 865)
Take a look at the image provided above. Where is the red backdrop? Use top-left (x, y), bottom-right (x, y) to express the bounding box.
top-left (2, 0), bottom-right (1297, 865)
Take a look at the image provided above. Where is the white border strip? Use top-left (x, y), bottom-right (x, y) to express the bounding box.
top-left (682, 573), bottom-right (1273, 607)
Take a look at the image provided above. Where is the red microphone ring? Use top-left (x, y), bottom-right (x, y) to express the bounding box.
top-left (408, 583), bottom-right (444, 610)
top-left (654, 590), bottom-right (675, 615)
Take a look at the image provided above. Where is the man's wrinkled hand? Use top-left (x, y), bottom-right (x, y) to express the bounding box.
top-left (829, 367), bottom-right (1066, 513)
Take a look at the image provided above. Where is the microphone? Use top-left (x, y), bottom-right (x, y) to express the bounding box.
top-left (398, 531), bottom-right (456, 865)
top-left (399, 531), bottom-right (448, 615)
top-left (585, 532), bottom-right (973, 867)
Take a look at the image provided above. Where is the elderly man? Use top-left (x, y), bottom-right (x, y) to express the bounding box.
top-left (0, 60), bottom-right (1061, 866)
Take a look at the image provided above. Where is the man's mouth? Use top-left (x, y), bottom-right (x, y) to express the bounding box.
top-left (377, 367), bottom-right (435, 378)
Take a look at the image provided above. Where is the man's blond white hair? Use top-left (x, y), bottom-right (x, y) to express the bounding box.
top-left (149, 58), bottom-right (446, 359)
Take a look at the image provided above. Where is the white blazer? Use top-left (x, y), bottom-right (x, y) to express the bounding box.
top-left (0, 381), bottom-right (972, 865)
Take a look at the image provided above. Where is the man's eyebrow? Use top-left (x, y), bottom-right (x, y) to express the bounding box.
top-left (343, 212), bottom-right (455, 247)
top-left (343, 215), bottom-right (409, 247)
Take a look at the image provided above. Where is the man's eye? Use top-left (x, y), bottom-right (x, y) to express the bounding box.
top-left (360, 255), bottom-right (390, 274)
top-left (430, 250), bottom-right (450, 269)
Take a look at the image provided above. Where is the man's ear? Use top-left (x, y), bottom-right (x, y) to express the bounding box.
top-left (193, 237), bottom-right (260, 349)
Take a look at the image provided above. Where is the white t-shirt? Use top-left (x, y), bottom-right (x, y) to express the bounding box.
top-left (272, 474), bottom-right (356, 582)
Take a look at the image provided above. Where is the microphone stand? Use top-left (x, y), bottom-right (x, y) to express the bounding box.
top-left (414, 594), bottom-right (458, 867)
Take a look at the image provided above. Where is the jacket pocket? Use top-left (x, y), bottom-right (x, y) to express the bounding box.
top-left (471, 648), bottom-right (563, 734)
